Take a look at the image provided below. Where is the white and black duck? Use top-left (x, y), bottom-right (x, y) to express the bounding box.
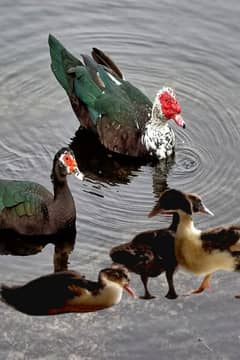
top-left (48, 34), bottom-right (185, 161)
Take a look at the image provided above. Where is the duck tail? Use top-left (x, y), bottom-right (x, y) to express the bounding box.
top-left (1, 284), bottom-right (43, 315)
top-left (1, 284), bottom-right (19, 309)
top-left (92, 47), bottom-right (123, 80)
top-left (48, 33), bottom-right (82, 95)
top-left (110, 246), bottom-right (145, 268)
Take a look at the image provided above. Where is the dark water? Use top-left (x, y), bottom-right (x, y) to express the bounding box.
top-left (1, 0), bottom-right (240, 359)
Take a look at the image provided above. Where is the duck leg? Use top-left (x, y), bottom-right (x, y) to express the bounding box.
top-left (139, 274), bottom-right (155, 299)
top-left (184, 274), bottom-right (212, 296)
top-left (165, 267), bottom-right (178, 299)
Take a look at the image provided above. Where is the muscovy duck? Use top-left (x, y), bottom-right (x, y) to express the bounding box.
top-left (0, 148), bottom-right (83, 238)
top-left (48, 34), bottom-right (185, 160)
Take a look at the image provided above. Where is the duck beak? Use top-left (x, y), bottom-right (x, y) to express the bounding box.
top-left (199, 202), bottom-right (214, 216)
top-left (148, 206), bottom-right (171, 218)
top-left (73, 166), bottom-right (84, 181)
top-left (60, 152), bottom-right (85, 180)
top-left (123, 284), bottom-right (137, 298)
top-left (173, 114), bottom-right (186, 128)
top-left (148, 206), bottom-right (160, 218)
top-left (69, 159), bottom-right (84, 180)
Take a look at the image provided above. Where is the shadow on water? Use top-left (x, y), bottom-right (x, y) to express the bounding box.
top-left (0, 230), bottom-right (76, 272)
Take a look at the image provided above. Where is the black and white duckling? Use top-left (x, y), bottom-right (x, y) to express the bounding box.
top-left (0, 266), bottom-right (135, 315)
top-left (110, 214), bottom-right (179, 300)
top-left (0, 148), bottom-right (83, 239)
top-left (149, 188), bottom-right (240, 296)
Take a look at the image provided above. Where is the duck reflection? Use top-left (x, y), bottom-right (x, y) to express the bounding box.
top-left (70, 127), bottom-right (142, 184)
top-left (70, 126), bottom-right (175, 187)
top-left (0, 230), bottom-right (76, 272)
top-left (151, 155), bottom-right (175, 198)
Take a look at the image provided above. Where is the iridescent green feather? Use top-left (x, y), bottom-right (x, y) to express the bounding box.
top-left (48, 34), bottom-right (153, 129)
top-left (48, 34), bottom-right (82, 95)
top-left (0, 180), bottom-right (52, 218)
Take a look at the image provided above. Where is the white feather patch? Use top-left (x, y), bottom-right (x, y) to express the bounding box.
top-left (107, 72), bottom-right (122, 86)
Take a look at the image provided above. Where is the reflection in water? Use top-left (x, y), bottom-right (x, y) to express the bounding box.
top-left (70, 126), bottom-right (159, 185)
top-left (53, 237), bottom-right (76, 272)
top-left (0, 231), bottom-right (44, 256)
top-left (0, 230), bottom-right (76, 272)
top-left (70, 126), bottom-right (174, 200)
top-left (151, 155), bottom-right (175, 198)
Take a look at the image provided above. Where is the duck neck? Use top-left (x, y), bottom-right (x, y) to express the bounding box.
top-left (51, 173), bottom-right (71, 200)
top-left (169, 213), bottom-right (180, 232)
top-left (176, 211), bottom-right (201, 244)
top-left (50, 172), bottom-right (76, 227)
top-left (98, 279), bottom-right (123, 306)
top-left (146, 102), bottom-right (168, 129)
top-left (142, 101), bottom-right (174, 158)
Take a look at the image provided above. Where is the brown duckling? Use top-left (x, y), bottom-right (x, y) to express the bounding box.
top-left (149, 188), bottom-right (240, 296)
top-left (0, 266), bottom-right (135, 315)
top-left (110, 193), bottom-right (206, 300)
top-left (110, 214), bottom-right (179, 300)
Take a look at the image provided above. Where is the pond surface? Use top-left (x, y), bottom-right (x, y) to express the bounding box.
top-left (0, 0), bottom-right (240, 359)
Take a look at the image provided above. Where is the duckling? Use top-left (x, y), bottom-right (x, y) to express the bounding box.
top-left (110, 214), bottom-right (179, 300)
top-left (149, 188), bottom-right (240, 296)
top-left (110, 193), bottom-right (206, 300)
top-left (0, 266), bottom-right (135, 315)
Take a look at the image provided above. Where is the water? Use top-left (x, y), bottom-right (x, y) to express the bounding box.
top-left (1, 0), bottom-right (240, 359)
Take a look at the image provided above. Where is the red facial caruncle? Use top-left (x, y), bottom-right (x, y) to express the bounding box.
top-left (159, 91), bottom-right (185, 128)
top-left (62, 153), bottom-right (78, 173)
top-left (59, 151), bottom-right (84, 180)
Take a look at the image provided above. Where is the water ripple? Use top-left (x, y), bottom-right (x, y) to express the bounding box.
top-left (0, 0), bottom-right (240, 284)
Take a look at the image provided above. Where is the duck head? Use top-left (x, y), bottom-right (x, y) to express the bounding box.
top-left (51, 147), bottom-right (84, 183)
top-left (152, 87), bottom-right (185, 128)
top-left (148, 189), bottom-right (214, 217)
top-left (99, 266), bottom-right (136, 298)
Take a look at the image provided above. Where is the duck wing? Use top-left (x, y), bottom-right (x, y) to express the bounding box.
top-left (0, 180), bottom-right (52, 220)
top-left (94, 79), bottom-right (152, 156)
top-left (201, 226), bottom-right (240, 252)
top-left (48, 34), bottom-right (82, 96)
top-left (48, 34), bottom-right (152, 157)
top-left (92, 47), bottom-right (123, 79)
top-left (110, 242), bottom-right (156, 274)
